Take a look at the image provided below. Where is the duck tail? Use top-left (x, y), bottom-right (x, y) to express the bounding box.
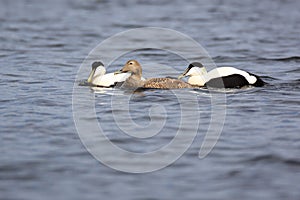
top-left (250, 73), bottom-right (266, 87)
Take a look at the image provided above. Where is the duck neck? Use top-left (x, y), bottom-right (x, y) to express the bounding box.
top-left (123, 74), bottom-right (144, 88)
top-left (188, 75), bottom-right (206, 86)
top-left (130, 73), bottom-right (142, 81)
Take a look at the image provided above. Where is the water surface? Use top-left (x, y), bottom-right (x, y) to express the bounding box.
top-left (1, 0), bottom-right (300, 199)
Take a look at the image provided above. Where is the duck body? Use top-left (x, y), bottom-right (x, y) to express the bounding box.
top-left (91, 70), bottom-right (131, 87)
top-left (203, 67), bottom-right (265, 88)
top-left (87, 61), bottom-right (132, 87)
top-left (179, 63), bottom-right (265, 88)
top-left (144, 77), bottom-right (193, 89)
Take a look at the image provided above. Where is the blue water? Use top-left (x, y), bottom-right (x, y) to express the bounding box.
top-left (1, 0), bottom-right (300, 199)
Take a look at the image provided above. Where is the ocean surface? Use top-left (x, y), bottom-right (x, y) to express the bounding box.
top-left (1, 0), bottom-right (300, 199)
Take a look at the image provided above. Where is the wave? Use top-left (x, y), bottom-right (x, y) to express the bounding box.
top-left (246, 154), bottom-right (300, 166)
top-left (258, 56), bottom-right (300, 62)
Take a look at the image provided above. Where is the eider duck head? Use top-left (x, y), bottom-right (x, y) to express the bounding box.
top-left (87, 61), bottom-right (106, 83)
top-left (114, 60), bottom-right (142, 79)
top-left (178, 62), bottom-right (207, 79)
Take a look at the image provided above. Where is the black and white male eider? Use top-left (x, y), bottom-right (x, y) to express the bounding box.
top-left (87, 61), bottom-right (132, 87)
top-left (178, 62), bottom-right (265, 88)
top-left (114, 60), bottom-right (194, 89)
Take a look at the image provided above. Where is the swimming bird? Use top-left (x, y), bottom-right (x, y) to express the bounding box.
top-left (178, 62), bottom-right (265, 88)
top-left (114, 60), bottom-right (194, 89)
top-left (87, 61), bottom-right (131, 87)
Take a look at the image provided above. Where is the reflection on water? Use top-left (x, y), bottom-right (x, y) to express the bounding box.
top-left (1, 0), bottom-right (300, 199)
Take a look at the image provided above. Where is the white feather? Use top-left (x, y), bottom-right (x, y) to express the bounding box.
top-left (92, 72), bottom-right (131, 87)
top-left (94, 66), bottom-right (106, 76)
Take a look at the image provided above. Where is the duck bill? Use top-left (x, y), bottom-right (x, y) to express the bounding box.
top-left (114, 70), bottom-right (123, 75)
top-left (178, 69), bottom-right (189, 79)
top-left (178, 74), bottom-right (185, 79)
top-left (87, 68), bottom-right (96, 83)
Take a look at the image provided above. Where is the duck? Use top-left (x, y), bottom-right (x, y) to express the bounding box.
top-left (87, 61), bottom-right (132, 87)
top-left (178, 62), bottom-right (265, 88)
top-left (114, 60), bottom-right (194, 89)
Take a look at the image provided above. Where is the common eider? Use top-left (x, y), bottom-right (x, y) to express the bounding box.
top-left (114, 60), bottom-right (194, 89)
top-left (87, 61), bottom-right (131, 87)
top-left (178, 62), bottom-right (265, 88)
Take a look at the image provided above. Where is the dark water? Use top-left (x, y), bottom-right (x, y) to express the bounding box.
top-left (1, 0), bottom-right (300, 199)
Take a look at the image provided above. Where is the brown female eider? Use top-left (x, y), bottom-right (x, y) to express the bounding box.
top-left (114, 60), bottom-right (194, 89)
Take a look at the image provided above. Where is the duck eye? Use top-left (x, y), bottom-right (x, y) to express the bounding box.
top-left (129, 62), bottom-right (133, 65)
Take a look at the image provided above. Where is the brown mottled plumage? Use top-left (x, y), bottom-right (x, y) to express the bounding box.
top-left (114, 60), bottom-right (194, 89)
top-left (144, 78), bottom-right (193, 89)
